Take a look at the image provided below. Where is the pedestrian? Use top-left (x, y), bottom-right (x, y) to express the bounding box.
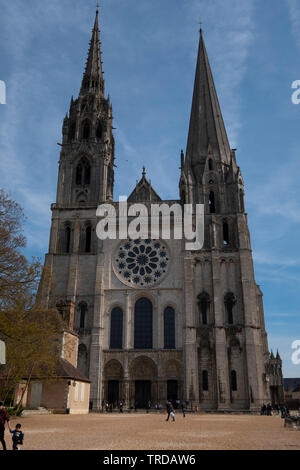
top-left (181, 403), bottom-right (186, 418)
top-left (260, 404), bottom-right (266, 415)
top-left (266, 403), bottom-right (273, 416)
top-left (10, 423), bottom-right (24, 451)
top-left (146, 400), bottom-right (151, 414)
top-left (0, 401), bottom-right (10, 451)
top-left (119, 401), bottom-right (123, 413)
top-left (166, 401), bottom-right (175, 422)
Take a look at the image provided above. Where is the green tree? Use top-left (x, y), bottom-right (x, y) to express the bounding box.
top-left (0, 190), bottom-right (62, 406)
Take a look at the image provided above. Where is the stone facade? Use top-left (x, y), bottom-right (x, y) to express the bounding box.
top-left (38, 12), bottom-right (283, 411)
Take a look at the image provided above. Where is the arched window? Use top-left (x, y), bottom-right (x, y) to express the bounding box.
top-left (198, 293), bottom-right (210, 325)
top-left (202, 370), bottom-right (209, 391)
top-left (78, 302), bottom-right (87, 329)
top-left (110, 307), bottom-right (123, 349)
top-left (65, 224), bottom-right (71, 253)
top-left (209, 191), bottom-right (216, 214)
top-left (223, 221), bottom-right (230, 245)
top-left (208, 159), bottom-right (213, 171)
top-left (82, 119), bottom-right (91, 140)
top-left (77, 344), bottom-right (88, 375)
top-left (231, 370), bottom-right (237, 391)
top-left (76, 158), bottom-right (91, 187)
top-left (164, 307), bottom-right (175, 349)
top-left (76, 163), bottom-right (83, 186)
top-left (225, 293), bottom-right (235, 325)
top-left (96, 121), bottom-right (102, 140)
top-left (84, 162), bottom-right (91, 185)
top-left (134, 298), bottom-right (153, 349)
top-left (85, 225), bottom-right (92, 253)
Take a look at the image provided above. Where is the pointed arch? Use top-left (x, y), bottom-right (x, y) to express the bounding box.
top-left (75, 157), bottom-right (91, 187)
top-left (209, 191), bottom-right (216, 214)
top-left (63, 222), bottom-right (72, 253)
top-left (164, 306), bottom-right (175, 349)
top-left (78, 301), bottom-right (88, 329)
top-left (134, 298), bottom-right (153, 349)
top-left (223, 220), bottom-right (230, 245)
top-left (110, 307), bottom-right (123, 349)
top-left (82, 119), bottom-right (91, 140)
top-left (224, 293), bottom-right (236, 325)
top-left (197, 292), bottom-right (210, 325)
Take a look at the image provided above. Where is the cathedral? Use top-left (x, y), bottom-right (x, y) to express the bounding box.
top-left (39, 10), bottom-right (284, 411)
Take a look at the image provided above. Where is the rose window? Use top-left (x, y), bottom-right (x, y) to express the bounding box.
top-left (113, 239), bottom-right (170, 288)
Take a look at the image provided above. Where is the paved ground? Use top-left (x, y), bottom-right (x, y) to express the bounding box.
top-left (3, 412), bottom-right (300, 450)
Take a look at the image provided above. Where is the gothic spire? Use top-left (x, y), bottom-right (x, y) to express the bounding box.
top-left (80, 8), bottom-right (104, 96)
top-left (185, 29), bottom-right (231, 176)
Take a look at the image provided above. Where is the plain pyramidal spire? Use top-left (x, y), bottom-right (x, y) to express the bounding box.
top-left (80, 8), bottom-right (104, 96)
top-left (185, 28), bottom-right (231, 173)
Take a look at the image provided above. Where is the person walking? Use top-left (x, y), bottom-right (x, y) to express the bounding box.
top-left (181, 402), bottom-right (186, 418)
top-left (0, 401), bottom-right (10, 451)
top-left (10, 423), bottom-right (24, 451)
top-left (166, 401), bottom-right (175, 422)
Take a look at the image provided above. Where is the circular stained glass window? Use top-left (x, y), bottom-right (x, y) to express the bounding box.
top-left (113, 239), bottom-right (170, 288)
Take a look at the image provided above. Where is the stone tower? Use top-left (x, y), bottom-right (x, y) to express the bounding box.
top-left (57, 9), bottom-right (115, 208)
top-left (179, 29), bottom-right (275, 410)
top-left (39, 14), bottom-right (283, 412)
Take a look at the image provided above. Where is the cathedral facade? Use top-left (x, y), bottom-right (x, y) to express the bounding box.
top-left (39, 11), bottom-right (283, 411)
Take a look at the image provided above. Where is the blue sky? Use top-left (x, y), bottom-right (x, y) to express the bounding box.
top-left (0, 0), bottom-right (300, 377)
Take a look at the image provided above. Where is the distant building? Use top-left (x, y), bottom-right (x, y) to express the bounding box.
top-left (37, 10), bottom-right (284, 412)
top-left (17, 301), bottom-right (91, 414)
top-left (284, 378), bottom-right (300, 410)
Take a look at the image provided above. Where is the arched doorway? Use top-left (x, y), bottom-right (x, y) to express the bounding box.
top-left (164, 359), bottom-right (183, 407)
top-left (130, 356), bottom-right (158, 409)
top-left (104, 360), bottom-right (124, 407)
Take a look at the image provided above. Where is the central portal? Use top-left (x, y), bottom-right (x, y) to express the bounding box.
top-left (135, 380), bottom-right (151, 409)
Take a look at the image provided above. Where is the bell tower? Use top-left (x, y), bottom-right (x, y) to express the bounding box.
top-left (56, 8), bottom-right (115, 206)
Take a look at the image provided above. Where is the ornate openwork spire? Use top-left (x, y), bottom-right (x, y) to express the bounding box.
top-left (80, 9), bottom-right (104, 96)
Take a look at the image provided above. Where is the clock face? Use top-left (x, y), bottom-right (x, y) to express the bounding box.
top-left (113, 239), bottom-right (170, 288)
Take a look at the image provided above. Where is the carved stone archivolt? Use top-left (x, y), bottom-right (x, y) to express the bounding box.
top-left (104, 359), bottom-right (124, 379)
top-left (129, 356), bottom-right (158, 380)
